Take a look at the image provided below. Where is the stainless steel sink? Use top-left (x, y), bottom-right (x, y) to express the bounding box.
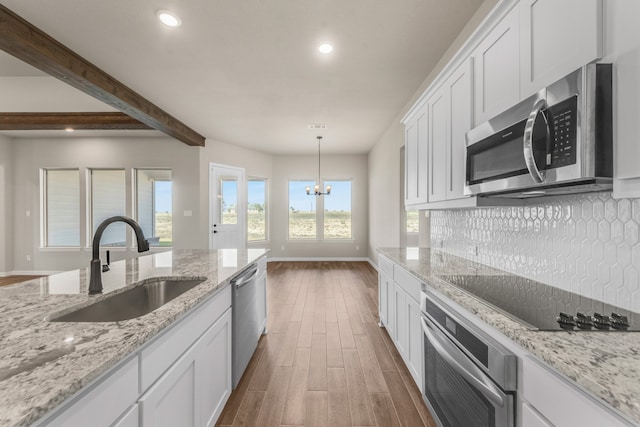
top-left (50, 278), bottom-right (205, 322)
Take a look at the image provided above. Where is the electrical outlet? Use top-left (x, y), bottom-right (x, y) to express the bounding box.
top-left (26, 210), bottom-right (30, 217)
top-left (467, 246), bottom-right (478, 257)
top-left (26, 255), bottom-right (31, 262)
top-left (356, 245), bottom-right (360, 251)
top-left (281, 245), bottom-right (285, 251)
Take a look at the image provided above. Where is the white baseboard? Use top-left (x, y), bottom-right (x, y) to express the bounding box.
top-left (367, 257), bottom-right (378, 271)
top-left (267, 257), bottom-right (370, 262)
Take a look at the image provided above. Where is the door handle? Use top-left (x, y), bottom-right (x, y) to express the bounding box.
top-left (523, 98), bottom-right (550, 184)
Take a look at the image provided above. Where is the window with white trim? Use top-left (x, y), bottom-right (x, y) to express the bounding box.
top-left (89, 169), bottom-right (126, 246)
top-left (42, 169), bottom-right (80, 247)
top-left (248, 178), bottom-right (267, 242)
top-left (288, 180), bottom-right (317, 239)
top-left (323, 180), bottom-right (352, 239)
top-left (136, 169), bottom-right (172, 247)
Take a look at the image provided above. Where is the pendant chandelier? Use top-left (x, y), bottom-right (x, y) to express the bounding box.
top-left (306, 136), bottom-right (331, 196)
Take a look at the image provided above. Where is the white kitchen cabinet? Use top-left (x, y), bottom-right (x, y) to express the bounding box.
top-left (405, 295), bottom-right (423, 392)
top-left (198, 308), bottom-right (233, 427)
top-left (473, 5), bottom-right (520, 125)
top-left (257, 257), bottom-right (267, 334)
top-left (393, 282), bottom-right (408, 358)
top-left (41, 356), bottom-right (139, 427)
top-left (602, 0), bottom-right (640, 198)
top-left (521, 402), bottom-right (553, 427)
top-left (378, 270), bottom-right (390, 328)
top-left (140, 308), bottom-right (232, 427)
top-left (519, 0), bottom-right (602, 98)
top-left (446, 58), bottom-right (474, 201)
top-left (428, 86), bottom-right (448, 203)
top-left (404, 107), bottom-right (428, 207)
top-left (523, 355), bottom-right (631, 427)
top-left (113, 404), bottom-right (140, 427)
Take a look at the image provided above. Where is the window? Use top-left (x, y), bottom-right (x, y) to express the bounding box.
top-left (248, 178), bottom-right (267, 242)
top-left (43, 169), bottom-right (80, 247)
top-left (90, 169), bottom-right (126, 246)
top-left (288, 180), bottom-right (316, 239)
top-left (220, 178), bottom-right (238, 225)
top-left (136, 169), bottom-right (172, 247)
top-left (323, 180), bottom-right (352, 239)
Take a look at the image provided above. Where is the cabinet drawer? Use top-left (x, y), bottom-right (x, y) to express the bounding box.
top-left (521, 402), bottom-right (553, 427)
top-left (44, 356), bottom-right (139, 427)
top-left (378, 255), bottom-right (394, 279)
top-left (140, 285), bottom-right (231, 392)
top-left (523, 356), bottom-right (630, 426)
top-left (393, 264), bottom-right (421, 302)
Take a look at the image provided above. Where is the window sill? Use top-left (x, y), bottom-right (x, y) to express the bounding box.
top-left (39, 247), bottom-right (82, 252)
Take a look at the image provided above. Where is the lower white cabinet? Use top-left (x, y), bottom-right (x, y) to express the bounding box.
top-left (140, 308), bottom-right (231, 427)
top-left (114, 404), bottom-right (140, 427)
top-left (378, 255), bottom-right (423, 393)
top-left (521, 402), bottom-right (553, 427)
top-left (256, 258), bottom-right (267, 334)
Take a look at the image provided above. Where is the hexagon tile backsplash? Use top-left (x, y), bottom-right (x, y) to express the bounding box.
top-left (430, 192), bottom-right (640, 313)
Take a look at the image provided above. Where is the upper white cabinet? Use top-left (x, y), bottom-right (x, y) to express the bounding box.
top-left (520, 0), bottom-right (603, 98)
top-left (446, 58), bottom-right (474, 201)
top-left (404, 107), bottom-right (428, 207)
top-left (428, 86), bottom-right (448, 203)
top-left (603, 0), bottom-right (640, 198)
top-left (473, 5), bottom-right (520, 125)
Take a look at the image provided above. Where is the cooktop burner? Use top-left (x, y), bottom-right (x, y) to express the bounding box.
top-left (437, 274), bottom-right (640, 331)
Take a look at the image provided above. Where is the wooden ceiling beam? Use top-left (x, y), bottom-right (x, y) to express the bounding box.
top-left (0, 5), bottom-right (205, 146)
top-left (0, 112), bottom-right (151, 130)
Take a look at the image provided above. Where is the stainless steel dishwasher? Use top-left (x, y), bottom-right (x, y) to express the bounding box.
top-left (231, 263), bottom-right (261, 388)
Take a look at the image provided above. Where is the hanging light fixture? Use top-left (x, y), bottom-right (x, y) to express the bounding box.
top-left (306, 136), bottom-right (331, 196)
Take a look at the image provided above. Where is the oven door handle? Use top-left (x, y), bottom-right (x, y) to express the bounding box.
top-left (523, 98), bottom-right (550, 184)
top-left (421, 316), bottom-right (505, 407)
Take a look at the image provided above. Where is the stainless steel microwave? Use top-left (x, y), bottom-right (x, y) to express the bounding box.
top-left (465, 64), bottom-right (613, 198)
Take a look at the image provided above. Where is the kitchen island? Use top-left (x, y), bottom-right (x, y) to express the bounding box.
top-left (379, 247), bottom-right (640, 426)
top-left (0, 249), bottom-right (267, 427)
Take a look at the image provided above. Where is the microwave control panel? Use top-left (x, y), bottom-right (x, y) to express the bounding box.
top-left (546, 96), bottom-right (577, 169)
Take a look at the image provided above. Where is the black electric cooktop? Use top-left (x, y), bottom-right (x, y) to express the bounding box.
top-left (437, 274), bottom-right (640, 331)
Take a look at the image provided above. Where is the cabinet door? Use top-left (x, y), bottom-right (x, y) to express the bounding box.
top-left (199, 309), bottom-right (232, 427)
top-left (520, 0), bottom-right (602, 97)
top-left (386, 273), bottom-right (395, 340)
top-left (405, 296), bottom-right (423, 393)
top-left (473, 6), bottom-right (520, 125)
top-left (378, 272), bottom-right (389, 326)
top-left (522, 402), bottom-right (554, 427)
top-left (393, 283), bottom-right (408, 358)
top-left (446, 58), bottom-right (474, 200)
top-left (404, 107), bottom-right (428, 206)
top-left (428, 86), bottom-right (449, 203)
top-left (113, 404), bottom-right (139, 427)
top-left (139, 346), bottom-right (199, 427)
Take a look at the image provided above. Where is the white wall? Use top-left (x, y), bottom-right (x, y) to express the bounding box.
top-left (10, 136), bottom-right (201, 272)
top-left (270, 154), bottom-right (368, 259)
top-left (367, 0), bottom-right (499, 262)
top-left (0, 135), bottom-right (13, 275)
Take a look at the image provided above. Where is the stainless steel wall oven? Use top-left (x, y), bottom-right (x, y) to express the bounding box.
top-left (421, 291), bottom-right (517, 427)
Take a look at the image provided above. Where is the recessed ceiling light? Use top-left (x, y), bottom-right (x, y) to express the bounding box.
top-left (318, 43), bottom-right (333, 54)
top-left (157, 10), bottom-right (181, 27)
top-left (64, 127), bottom-right (74, 132)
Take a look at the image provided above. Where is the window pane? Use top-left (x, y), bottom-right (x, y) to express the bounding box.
top-left (407, 210), bottom-right (420, 233)
top-left (289, 180), bottom-right (316, 239)
top-left (248, 179), bottom-right (267, 241)
top-left (91, 169), bottom-right (126, 246)
top-left (324, 180), bottom-right (352, 239)
top-left (220, 178), bottom-right (238, 225)
top-left (136, 169), bottom-right (172, 247)
top-left (46, 170), bottom-right (80, 246)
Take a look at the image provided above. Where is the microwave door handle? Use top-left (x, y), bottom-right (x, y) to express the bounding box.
top-left (421, 317), bottom-right (505, 407)
top-left (523, 99), bottom-right (550, 184)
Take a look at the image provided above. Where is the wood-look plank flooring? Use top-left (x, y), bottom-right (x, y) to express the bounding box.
top-left (217, 261), bottom-right (436, 427)
top-left (0, 275), bottom-right (45, 287)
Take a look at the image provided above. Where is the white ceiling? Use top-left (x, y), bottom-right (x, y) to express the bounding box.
top-left (0, 0), bottom-right (484, 154)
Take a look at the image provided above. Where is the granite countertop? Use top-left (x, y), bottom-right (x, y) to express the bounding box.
top-left (379, 247), bottom-right (640, 425)
top-left (0, 248), bottom-right (267, 427)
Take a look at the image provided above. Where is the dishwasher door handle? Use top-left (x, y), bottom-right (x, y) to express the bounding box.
top-left (232, 267), bottom-right (259, 289)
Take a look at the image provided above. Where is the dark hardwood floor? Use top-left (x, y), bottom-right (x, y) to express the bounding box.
top-left (216, 261), bottom-right (436, 427)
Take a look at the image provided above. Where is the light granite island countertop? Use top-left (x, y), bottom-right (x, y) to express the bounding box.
top-left (379, 247), bottom-right (640, 426)
top-left (0, 249), bottom-right (268, 427)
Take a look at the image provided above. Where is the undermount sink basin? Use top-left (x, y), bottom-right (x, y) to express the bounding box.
top-left (50, 278), bottom-right (206, 322)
